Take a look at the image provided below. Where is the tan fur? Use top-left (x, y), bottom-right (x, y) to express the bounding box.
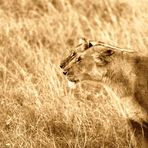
top-left (60, 38), bottom-right (148, 147)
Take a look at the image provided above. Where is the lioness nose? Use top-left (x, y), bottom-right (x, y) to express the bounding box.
top-left (63, 71), bottom-right (67, 75)
top-left (60, 63), bottom-right (65, 69)
top-left (60, 64), bottom-right (64, 68)
top-left (60, 64), bottom-right (63, 69)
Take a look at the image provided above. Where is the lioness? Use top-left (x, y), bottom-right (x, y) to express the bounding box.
top-left (60, 38), bottom-right (148, 147)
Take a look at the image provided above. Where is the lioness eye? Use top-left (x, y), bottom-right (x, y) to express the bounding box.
top-left (76, 57), bottom-right (82, 62)
top-left (71, 52), bottom-right (76, 57)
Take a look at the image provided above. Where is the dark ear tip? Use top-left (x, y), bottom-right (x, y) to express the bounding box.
top-left (88, 42), bottom-right (93, 48)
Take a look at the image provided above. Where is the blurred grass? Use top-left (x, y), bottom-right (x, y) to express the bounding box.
top-left (0, 0), bottom-right (147, 147)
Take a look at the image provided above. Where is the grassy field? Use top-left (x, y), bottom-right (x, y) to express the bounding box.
top-left (0, 0), bottom-right (147, 147)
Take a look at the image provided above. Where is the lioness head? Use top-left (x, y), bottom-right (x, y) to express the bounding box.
top-left (60, 38), bottom-right (135, 88)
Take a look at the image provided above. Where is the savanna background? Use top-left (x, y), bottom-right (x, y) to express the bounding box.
top-left (0, 0), bottom-right (147, 147)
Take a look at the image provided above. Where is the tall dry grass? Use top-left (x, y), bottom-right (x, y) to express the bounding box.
top-left (0, 0), bottom-right (147, 147)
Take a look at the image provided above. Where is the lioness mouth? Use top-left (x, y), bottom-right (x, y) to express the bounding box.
top-left (64, 74), bottom-right (79, 83)
top-left (67, 77), bottom-right (79, 83)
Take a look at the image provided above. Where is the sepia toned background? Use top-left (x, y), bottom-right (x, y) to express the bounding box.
top-left (0, 0), bottom-right (147, 147)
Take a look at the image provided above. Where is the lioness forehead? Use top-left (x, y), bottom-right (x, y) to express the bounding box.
top-left (71, 38), bottom-right (135, 54)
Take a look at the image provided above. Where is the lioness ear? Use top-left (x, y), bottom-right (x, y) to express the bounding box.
top-left (94, 49), bottom-right (115, 65)
top-left (78, 37), bottom-right (92, 50)
top-left (78, 37), bottom-right (87, 45)
top-left (101, 49), bottom-right (115, 57)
